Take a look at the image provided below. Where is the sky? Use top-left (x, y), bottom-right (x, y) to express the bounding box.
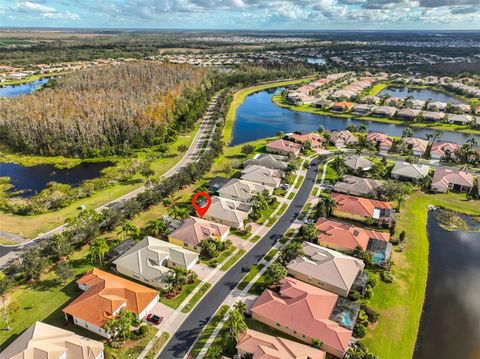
top-left (0, 0), bottom-right (479, 30)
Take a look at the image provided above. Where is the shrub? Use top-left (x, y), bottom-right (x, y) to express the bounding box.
top-left (138, 324), bottom-right (149, 337)
top-left (399, 230), bottom-right (406, 242)
top-left (353, 324), bottom-right (367, 338)
top-left (109, 341), bottom-right (125, 349)
top-left (361, 304), bottom-right (380, 323)
top-left (349, 290), bottom-right (362, 301)
top-left (381, 270), bottom-right (394, 283)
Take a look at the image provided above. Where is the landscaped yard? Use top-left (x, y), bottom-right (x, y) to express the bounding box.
top-left (200, 246), bottom-right (236, 267)
top-left (238, 264), bottom-right (265, 290)
top-left (160, 279), bottom-right (201, 309)
top-left (105, 326), bottom-right (159, 359)
top-left (181, 283), bottom-right (211, 313)
top-left (221, 249), bottom-right (246, 271)
top-left (144, 332), bottom-right (170, 359)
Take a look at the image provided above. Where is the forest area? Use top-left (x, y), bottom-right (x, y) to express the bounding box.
top-left (0, 62), bottom-right (211, 157)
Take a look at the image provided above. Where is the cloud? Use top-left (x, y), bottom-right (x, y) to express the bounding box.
top-left (9, 1), bottom-right (80, 20)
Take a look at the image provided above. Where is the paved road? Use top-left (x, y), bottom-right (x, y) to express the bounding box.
top-left (158, 156), bottom-right (322, 359)
top-left (0, 95), bottom-right (221, 268)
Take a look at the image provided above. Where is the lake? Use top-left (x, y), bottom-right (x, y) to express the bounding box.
top-left (414, 211), bottom-right (480, 359)
top-left (231, 88), bottom-right (480, 146)
top-left (0, 161), bottom-right (113, 197)
top-left (379, 87), bottom-right (464, 104)
top-left (0, 78), bottom-right (50, 98)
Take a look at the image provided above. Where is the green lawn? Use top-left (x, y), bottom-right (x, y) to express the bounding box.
top-left (362, 191), bottom-right (480, 359)
top-left (250, 235), bottom-right (261, 243)
top-left (160, 279), bottom-right (201, 309)
top-left (181, 283), bottom-right (211, 313)
top-left (238, 264), bottom-right (265, 290)
top-left (105, 326), bottom-right (158, 359)
top-left (264, 249), bottom-right (278, 262)
top-left (287, 192), bottom-right (295, 200)
top-left (268, 203), bottom-right (288, 226)
top-left (200, 246), bottom-right (236, 268)
top-left (220, 249), bottom-right (246, 271)
top-left (364, 83), bottom-right (389, 96)
top-left (144, 332), bottom-right (170, 359)
top-left (294, 175), bottom-right (305, 189)
top-left (257, 200), bottom-right (280, 225)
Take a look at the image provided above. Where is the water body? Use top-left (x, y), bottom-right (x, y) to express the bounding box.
top-left (0, 78), bottom-right (50, 98)
top-left (0, 161), bottom-right (113, 197)
top-left (231, 88), bottom-right (480, 146)
top-left (414, 212), bottom-right (480, 359)
top-left (379, 87), bottom-right (464, 104)
top-left (306, 57), bottom-right (326, 65)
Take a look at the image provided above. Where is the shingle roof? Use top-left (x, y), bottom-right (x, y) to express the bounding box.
top-left (391, 162), bottom-right (430, 179)
top-left (431, 168), bottom-right (474, 191)
top-left (241, 165), bottom-right (284, 188)
top-left (168, 217), bottom-right (229, 246)
top-left (344, 156), bottom-right (373, 171)
top-left (218, 179), bottom-right (269, 202)
top-left (333, 175), bottom-right (383, 197)
top-left (205, 196), bottom-right (251, 226)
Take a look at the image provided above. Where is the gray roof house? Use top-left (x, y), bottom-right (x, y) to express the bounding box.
top-left (243, 154), bottom-right (289, 170)
top-left (447, 114), bottom-right (473, 125)
top-left (351, 104), bottom-right (374, 116)
top-left (287, 242), bottom-right (365, 297)
top-left (113, 236), bottom-right (199, 289)
top-left (372, 106), bottom-right (397, 118)
top-left (241, 165), bottom-right (284, 188)
top-left (204, 196), bottom-right (251, 229)
top-left (333, 175), bottom-right (384, 197)
top-left (391, 162), bottom-right (431, 182)
top-left (344, 156), bottom-right (374, 172)
top-left (218, 178), bottom-right (271, 203)
top-left (396, 108), bottom-right (421, 121)
top-left (421, 111), bottom-right (445, 122)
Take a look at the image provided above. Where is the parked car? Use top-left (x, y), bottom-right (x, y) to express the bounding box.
top-left (147, 314), bottom-right (163, 325)
top-left (281, 183), bottom-right (290, 190)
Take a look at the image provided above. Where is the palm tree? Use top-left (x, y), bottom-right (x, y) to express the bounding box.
top-left (234, 301), bottom-right (247, 315)
top-left (321, 194), bottom-right (337, 217)
top-left (90, 237), bottom-right (109, 265)
top-left (401, 127), bottom-right (414, 138)
top-left (227, 309), bottom-right (247, 342)
top-left (166, 266), bottom-right (188, 292)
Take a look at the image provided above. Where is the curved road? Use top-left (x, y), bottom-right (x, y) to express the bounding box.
top-left (158, 156), bottom-right (322, 358)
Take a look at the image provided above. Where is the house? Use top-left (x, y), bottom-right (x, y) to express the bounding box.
top-left (266, 139), bottom-right (301, 157)
top-left (204, 196), bottom-right (251, 229)
top-left (1, 321), bottom-right (104, 359)
top-left (450, 103), bottom-right (471, 114)
top-left (421, 111), bottom-right (445, 122)
top-left (315, 99), bottom-right (334, 109)
top-left (316, 218), bottom-right (392, 261)
top-left (431, 168), bottom-right (474, 193)
top-left (361, 95), bottom-right (380, 104)
top-left (351, 104), bottom-right (373, 116)
top-left (243, 154), bottom-right (289, 171)
top-left (113, 236), bottom-right (198, 288)
top-left (285, 132), bottom-right (325, 150)
top-left (333, 175), bottom-right (384, 197)
top-left (390, 162), bottom-right (430, 182)
top-left (331, 192), bottom-right (394, 224)
top-left (427, 101), bottom-right (447, 112)
top-left (287, 242), bottom-right (365, 297)
top-left (344, 156), bottom-right (373, 172)
top-left (330, 101), bottom-right (354, 113)
top-left (396, 108), bottom-right (421, 121)
top-left (383, 97), bottom-right (403, 107)
top-left (168, 216), bottom-right (230, 252)
top-left (372, 106), bottom-right (397, 118)
top-left (330, 130), bottom-right (357, 148)
top-left (402, 137), bottom-right (429, 156)
top-left (408, 99), bottom-right (425, 109)
top-left (430, 141), bottom-right (460, 160)
top-left (447, 114), bottom-right (473, 125)
top-left (204, 176), bottom-right (230, 195)
top-left (241, 165), bottom-right (284, 188)
top-left (218, 179), bottom-right (271, 203)
top-left (251, 277), bottom-right (354, 358)
top-left (236, 329), bottom-right (326, 359)
top-left (63, 268), bottom-right (159, 338)
top-left (366, 132), bottom-right (393, 152)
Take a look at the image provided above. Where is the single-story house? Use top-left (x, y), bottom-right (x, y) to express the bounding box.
top-left (427, 101), bottom-right (447, 112)
top-left (204, 176), bottom-right (230, 195)
top-left (266, 139), bottom-right (301, 157)
top-left (287, 241), bottom-right (365, 297)
top-left (344, 156), bottom-right (374, 172)
top-left (360, 95), bottom-right (380, 104)
top-left (241, 165), bottom-right (284, 188)
top-left (366, 132), bottom-right (393, 152)
top-left (408, 99), bottom-right (425, 109)
top-left (421, 111), bottom-right (445, 122)
top-left (113, 236), bottom-right (198, 288)
top-left (330, 130), bottom-right (358, 148)
top-left (331, 192), bottom-right (394, 224)
top-left (396, 108), bottom-right (421, 121)
top-left (218, 178), bottom-right (271, 203)
top-left (383, 97), bottom-right (403, 107)
top-left (63, 268), bottom-right (159, 338)
top-left (1, 321), bottom-right (104, 359)
top-left (372, 106), bottom-right (397, 118)
top-left (450, 103), bottom-right (471, 114)
top-left (390, 162), bottom-right (430, 182)
top-left (286, 132), bottom-right (325, 150)
top-left (168, 216), bottom-right (230, 252)
top-left (430, 141), bottom-right (460, 160)
top-left (431, 168), bottom-right (474, 193)
top-left (251, 277), bottom-right (353, 358)
top-left (402, 137), bottom-right (429, 156)
top-left (315, 99), bottom-right (334, 109)
top-left (243, 154), bottom-right (289, 171)
top-left (333, 175), bottom-right (384, 197)
top-left (351, 104), bottom-right (374, 116)
top-left (237, 329), bottom-right (326, 359)
top-left (330, 101), bottom-right (354, 113)
top-left (447, 114), bottom-right (474, 125)
top-left (204, 196), bottom-right (251, 229)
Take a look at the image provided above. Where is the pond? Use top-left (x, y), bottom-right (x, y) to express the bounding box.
top-left (0, 78), bottom-right (50, 98)
top-left (379, 87), bottom-right (464, 104)
top-left (0, 161), bottom-right (113, 197)
top-left (231, 88), bottom-right (480, 146)
top-left (414, 211), bottom-right (480, 359)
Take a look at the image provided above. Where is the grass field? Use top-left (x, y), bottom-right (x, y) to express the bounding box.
top-left (363, 191), bottom-right (480, 359)
top-left (105, 326), bottom-right (159, 359)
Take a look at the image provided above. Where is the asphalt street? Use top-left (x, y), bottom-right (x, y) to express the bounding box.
top-left (158, 156), bottom-right (322, 358)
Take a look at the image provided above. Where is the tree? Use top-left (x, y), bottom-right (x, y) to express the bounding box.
top-left (140, 160), bottom-right (155, 179)
top-left (145, 219), bottom-right (168, 238)
top-left (66, 209), bottom-right (100, 245)
top-left (0, 272), bottom-right (12, 331)
top-left (280, 240), bottom-right (304, 265)
top-left (317, 194), bottom-right (336, 217)
top-left (277, 131), bottom-right (285, 138)
top-left (226, 308), bottom-right (247, 342)
top-left (234, 300), bottom-right (247, 315)
top-left (331, 155), bottom-right (346, 178)
top-left (104, 310), bottom-right (135, 341)
top-left (264, 262), bottom-right (287, 287)
top-left (49, 233), bottom-right (73, 260)
top-left (166, 266), bottom-right (188, 292)
top-left (178, 144), bottom-right (188, 152)
top-left (285, 162), bottom-right (298, 175)
top-left (312, 338), bottom-right (323, 349)
top-left (302, 140), bottom-right (312, 154)
top-left (299, 223), bottom-right (318, 243)
top-left (90, 237), bottom-right (110, 265)
top-left (21, 247), bottom-right (47, 282)
top-left (55, 261), bottom-right (74, 284)
top-left (205, 345), bottom-right (223, 359)
top-left (201, 239), bottom-right (219, 259)
top-left (419, 175), bottom-right (432, 191)
top-left (401, 127), bottom-right (414, 138)
top-left (241, 144), bottom-right (255, 156)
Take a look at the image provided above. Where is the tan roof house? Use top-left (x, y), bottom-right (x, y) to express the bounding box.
top-left (63, 268), bottom-right (159, 338)
top-left (286, 132), bottom-right (325, 150)
top-left (427, 101), bottom-right (447, 112)
top-left (287, 242), bottom-right (365, 297)
top-left (266, 139), bottom-right (301, 156)
top-left (333, 175), bottom-right (383, 197)
top-left (421, 111), bottom-right (445, 122)
top-left (236, 329), bottom-right (326, 359)
top-left (168, 217), bottom-right (229, 252)
top-left (330, 101), bottom-right (354, 113)
top-left (383, 97), bottom-right (403, 107)
top-left (0, 321), bottom-right (104, 359)
top-left (243, 154), bottom-right (289, 170)
top-left (250, 277), bottom-right (353, 358)
top-left (331, 130), bottom-right (357, 148)
top-left (241, 165), bottom-right (284, 188)
top-left (402, 137), bottom-right (429, 156)
top-left (447, 114), bottom-right (473, 125)
top-left (430, 141), bottom-right (460, 160)
top-left (351, 104), bottom-right (374, 116)
top-left (204, 196), bottom-right (251, 229)
top-left (396, 108), bottom-right (421, 121)
top-left (431, 168), bottom-right (474, 193)
top-left (344, 156), bottom-right (373, 172)
top-left (372, 106), bottom-right (396, 118)
top-left (218, 179), bottom-right (271, 203)
top-left (391, 162), bottom-right (430, 182)
top-left (366, 132), bottom-right (393, 152)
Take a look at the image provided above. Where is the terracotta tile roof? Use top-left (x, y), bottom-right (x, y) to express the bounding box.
top-left (333, 101), bottom-right (354, 109)
top-left (63, 268), bottom-right (158, 328)
top-left (431, 168), bottom-right (474, 191)
top-left (366, 132), bottom-right (393, 148)
top-left (286, 133), bottom-right (326, 148)
top-left (237, 329), bottom-right (326, 359)
top-left (251, 277), bottom-right (352, 356)
top-left (331, 192), bottom-right (392, 219)
top-left (402, 137), bottom-right (429, 153)
top-left (316, 217), bottom-right (390, 251)
top-left (169, 216), bottom-right (229, 246)
top-left (266, 139), bottom-right (302, 154)
top-left (430, 141), bottom-right (460, 158)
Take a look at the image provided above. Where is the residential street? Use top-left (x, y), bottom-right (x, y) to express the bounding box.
top-left (158, 156), bottom-right (322, 359)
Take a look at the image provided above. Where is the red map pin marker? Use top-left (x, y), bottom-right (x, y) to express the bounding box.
top-left (192, 192), bottom-right (212, 218)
